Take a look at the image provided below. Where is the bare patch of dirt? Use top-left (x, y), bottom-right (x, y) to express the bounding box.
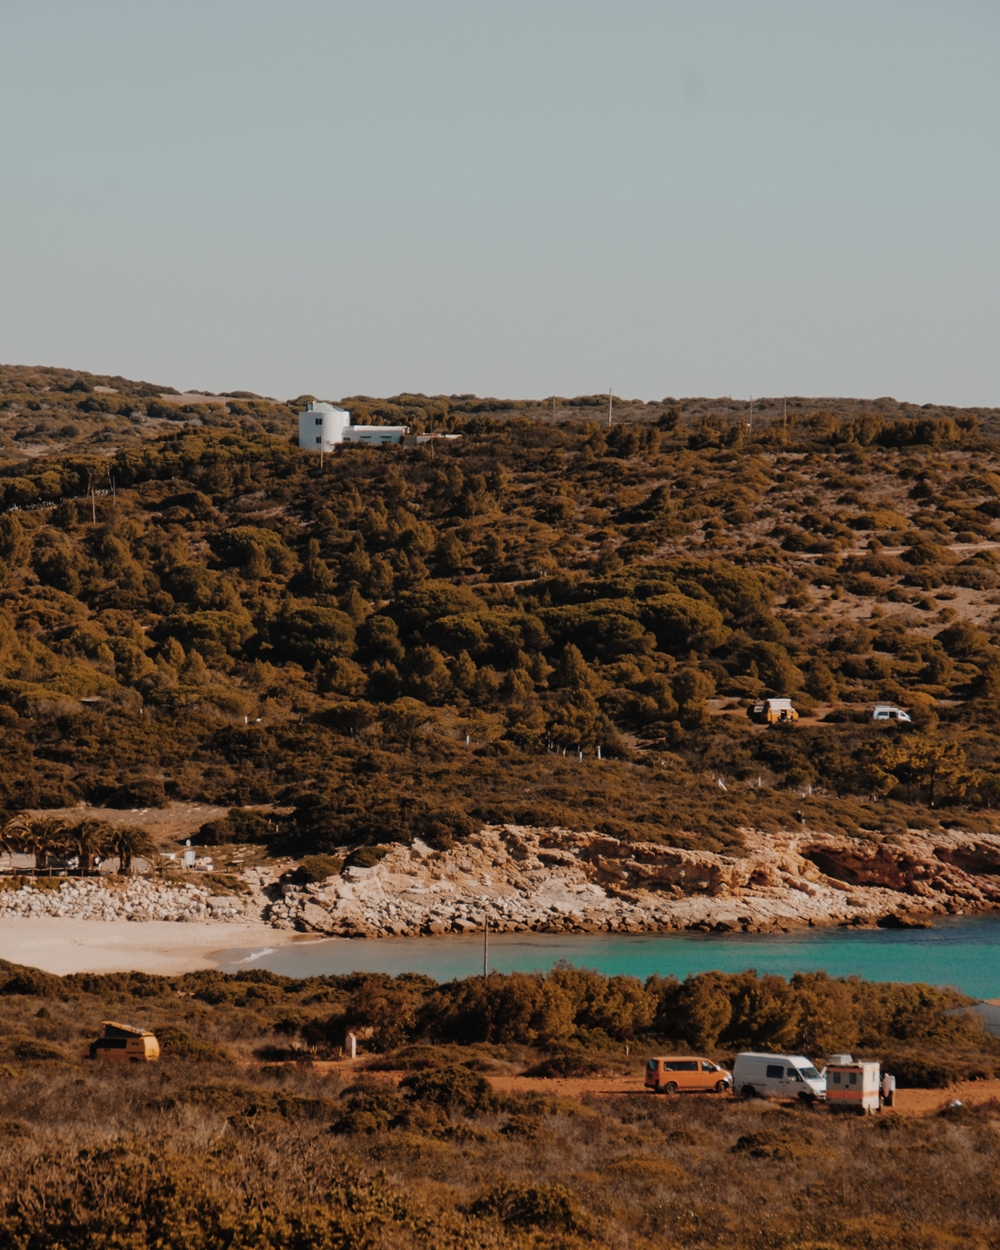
top-left (25, 801), bottom-right (230, 850)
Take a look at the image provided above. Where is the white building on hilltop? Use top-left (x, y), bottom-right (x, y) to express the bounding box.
top-left (298, 401), bottom-right (408, 450)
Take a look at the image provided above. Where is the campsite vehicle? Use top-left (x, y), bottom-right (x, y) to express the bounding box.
top-left (825, 1055), bottom-right (881, 1114)
top-left (732, 1052), bottom-right (826, 1101)
top-left (87, 1021), bottom-right (160, 1063)
top-left (645, 1056), bottom-right (733, 1094)
top-left (871, 704), bottom-right (912, 724)
top-left (747, 698), bottom-right (799, 726)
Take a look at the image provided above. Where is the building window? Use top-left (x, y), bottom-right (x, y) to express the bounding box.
top-left (315, 418), bottom-right (322, 426)
top-left (316, 437), bottom-right (321, 444)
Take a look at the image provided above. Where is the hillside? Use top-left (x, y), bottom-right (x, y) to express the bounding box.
top-left (3, 364), bottom-right (1000, 925)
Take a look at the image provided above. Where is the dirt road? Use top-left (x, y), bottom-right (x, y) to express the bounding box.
top-left (315, 1061), bottom-right (1000, 1117)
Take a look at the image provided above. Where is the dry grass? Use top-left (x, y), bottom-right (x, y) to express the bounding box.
top-left (2, 1061), bottom-right (999, 1248)
top-left (2, 957), bottom-right (1000, 1246)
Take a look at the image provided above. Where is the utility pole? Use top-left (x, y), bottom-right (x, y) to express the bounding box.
top-left (608, 389), bottom-right (613, 428)
top-left (748, 395), bottom-right (753, 437)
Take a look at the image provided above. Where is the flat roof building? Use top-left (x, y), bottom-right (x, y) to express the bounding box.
top-left (298, 402), bottom-right (407, 450)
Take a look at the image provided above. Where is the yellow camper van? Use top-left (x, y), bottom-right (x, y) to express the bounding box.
top-left (87, 1021), bottom-right (160, 1063)
top-left (747, 698), bottom-right (799, 725)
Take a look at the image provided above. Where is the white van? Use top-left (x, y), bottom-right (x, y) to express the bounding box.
top-left (871, 704), bottom-right (912, 724)
top-left (732, 1052), bottom-right (826, 1101)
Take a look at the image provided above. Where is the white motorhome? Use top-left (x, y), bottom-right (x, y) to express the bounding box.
top-left (826, 1056), bottom-right (881, 1114)
top-left (732, 1052), bottom-right (826, 1101)
top-left (871, 704), bottom-right (912, 724)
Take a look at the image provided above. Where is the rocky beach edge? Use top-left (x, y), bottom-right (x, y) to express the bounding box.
top-left (3, 823), bottom-right (1000, 945)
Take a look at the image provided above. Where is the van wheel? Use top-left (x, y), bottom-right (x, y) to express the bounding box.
top-left (715, 1080), bottom-right (730, 1094)
top-left (741, 1085), bottom-right (758, 1099)
top-left (663, 1081), bottom-right (678, 1095)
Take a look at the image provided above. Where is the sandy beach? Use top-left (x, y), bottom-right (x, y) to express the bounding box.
top-left (0, 917), bottom-right (293, 976)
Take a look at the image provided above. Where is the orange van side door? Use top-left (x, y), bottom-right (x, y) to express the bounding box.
top-left (678, 1061), bottom-right (701, 1090)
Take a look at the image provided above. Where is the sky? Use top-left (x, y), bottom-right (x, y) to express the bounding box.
top-left (0, 1), bottom-right (997, 406)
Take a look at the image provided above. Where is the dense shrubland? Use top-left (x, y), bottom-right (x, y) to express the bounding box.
top-left (0, 959), bottom-right (994, 1086)
top-left (1, 959), bottom-right (999, 1248)
top-left (1, 366), bottom-right (1000, 857)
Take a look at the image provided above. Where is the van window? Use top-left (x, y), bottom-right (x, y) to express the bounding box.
top-left (699, 1062), bottom-right (718, 1072)
top-left (849, 1073), bottom-right (858, 1085)
top-left (663, 1061), bottom-right (699, 1072)
top-left (765, 1064), bottom-right (784, 1079)
top-left (832, 1072), bottom-right (841, 1084)
top-left (799, 1066), bottom-right (821, 1079)
top-left (785, 1069), bottom-right (802, 1081)
top-left (646, 1060), bottom-right (658, 1071)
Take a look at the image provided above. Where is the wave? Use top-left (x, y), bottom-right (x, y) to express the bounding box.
top-left (229, 947), bottom-right (277, 964)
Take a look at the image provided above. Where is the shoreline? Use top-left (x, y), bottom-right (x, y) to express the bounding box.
top-left (3, 911), bottom-right (1000, 990)
top-left (0, 897), bottom-right (966, 980)
top-left (0, 916), bottom-right (295, 976)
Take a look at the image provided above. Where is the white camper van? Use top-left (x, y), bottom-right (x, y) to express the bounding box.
top-left (732, 1052), bottom-right (826, 1101)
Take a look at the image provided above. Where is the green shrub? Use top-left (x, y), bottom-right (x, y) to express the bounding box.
top-left (0, 1037), bottom-right (70, 1063)
top-left (400, 1064), bottom-right (500, 1115)
top-left (155, 1026), bottom-right (232, 1064)
top-left (296, 854), bottom-right (343, 883)
top-left (343, 845), bottom-right (393, 870)
top-left (469, 1182), bottom-right (591, 1235)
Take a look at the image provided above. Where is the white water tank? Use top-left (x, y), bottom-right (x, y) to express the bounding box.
top-left (298, 401), bottom-right (349, 451)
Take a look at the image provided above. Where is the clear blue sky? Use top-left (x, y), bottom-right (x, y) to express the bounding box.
top-left (1, 2), bottom-right (997, 405)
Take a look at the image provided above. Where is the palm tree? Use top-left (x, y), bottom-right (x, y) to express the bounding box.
top-left (65, 818), bottom-right (116, 874)
top-left (0, 813), bottom-right (33, 857)
top-left (2, 815), bottom-right (72, 873)
top-left (108, 824), bottom-right (157, 875)
top-left (0, 813), bottom-right (30, 872)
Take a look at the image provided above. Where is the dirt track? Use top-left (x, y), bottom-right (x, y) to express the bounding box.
top-left (316, 1061), bottom-right (1000, 1117)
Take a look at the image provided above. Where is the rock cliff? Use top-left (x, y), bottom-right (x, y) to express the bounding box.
top-left (269, 823), bottom-right (1000, 937)
top-left (6, 824), bottom-right (998, 936)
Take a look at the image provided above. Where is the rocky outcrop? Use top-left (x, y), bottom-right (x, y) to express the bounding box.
top-left (0, 877), bottom-right (257, 922)
top-left (269, 823), bottom-right (1000, 938)
top-left (6, 823), bottom-right (1000, 937)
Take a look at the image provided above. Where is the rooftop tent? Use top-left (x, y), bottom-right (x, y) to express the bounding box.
top-left (101, 1021), bottom-right (152, 1038)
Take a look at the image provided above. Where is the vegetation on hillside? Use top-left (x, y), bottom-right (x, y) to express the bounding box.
top-left (1, 365), bottom-right (1000, 858)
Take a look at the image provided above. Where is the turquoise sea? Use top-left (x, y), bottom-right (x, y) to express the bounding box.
top-left (217, 915), bottom-right (1000, 998)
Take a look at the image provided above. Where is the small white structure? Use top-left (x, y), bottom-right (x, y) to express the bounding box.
top-left (298, 401), bottom-right (407, 450)
top-left (826, 1056), bottom-right (882, 1114)
top-left (871, 704), bottom-right (912, 723)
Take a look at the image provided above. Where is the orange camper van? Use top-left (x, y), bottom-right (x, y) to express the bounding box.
top-left (87, 1021), bottom-right (160, 1063)
top-left (645, 1056), bottom-right (732, 1094)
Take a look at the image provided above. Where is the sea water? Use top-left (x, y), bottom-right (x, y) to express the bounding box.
top-left (217, 914), bottom-right (1000, 998)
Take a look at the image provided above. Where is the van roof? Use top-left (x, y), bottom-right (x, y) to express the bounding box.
top-left (736, 1052), bottom-right (813, 1064)
top-left (648, 1055), bottom-right (706, 1062)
